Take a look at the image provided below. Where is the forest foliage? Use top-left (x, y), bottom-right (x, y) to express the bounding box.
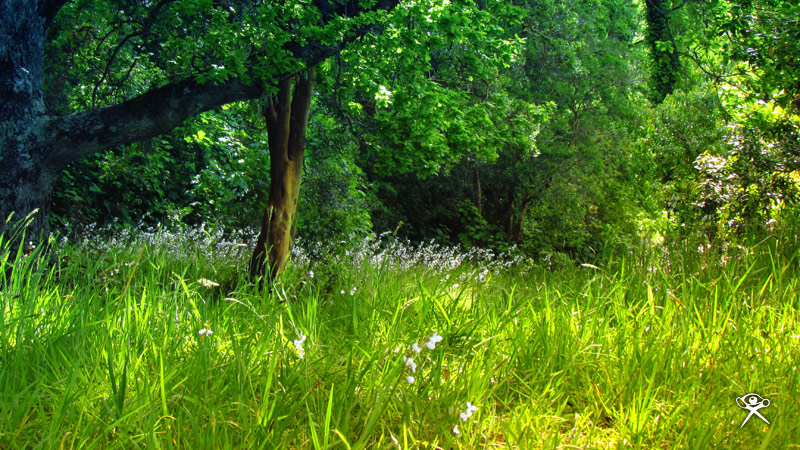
top-left (42, 0), bottom-right (800, 259)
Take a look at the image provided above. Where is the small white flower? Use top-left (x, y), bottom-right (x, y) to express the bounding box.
top-left (198, 327), bottom-right (213, 336)
top-left (402, 355), bottom-right (417, 373)
top-left (340, 290), bottom-right (345, 295)
top-left (293, 332), bottom-right (307, 359)
top-left (308, 270), bottom-right (314, 278)
top-left (349, 286), bottom-right (356, 296)
top-left (425, 332), bottom-right (443, 350)
top-left (453, 425), bottom-right (460, 435)
top-left (198, 278), bottom-right (219, 288)
top-left (412, 343), bottom-right (422, 354)
top-left (406, 376), bottom-right (415, 384)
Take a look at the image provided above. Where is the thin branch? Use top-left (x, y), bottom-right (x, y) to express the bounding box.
top-left (669, 0), bottom-right (689, 12)
top-left (679, 49), bottom-right (728, 82)
top-left (92, 31), bottom-right (142, 107)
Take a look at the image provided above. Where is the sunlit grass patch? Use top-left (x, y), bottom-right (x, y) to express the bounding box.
top-left (1, 226), bottom-right (799, 448)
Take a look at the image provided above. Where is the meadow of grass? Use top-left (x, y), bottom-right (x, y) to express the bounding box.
top-left (1, 223), bottom-right (799, 449)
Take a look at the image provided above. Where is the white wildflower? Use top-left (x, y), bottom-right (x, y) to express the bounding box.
top-left (453, 425), bottom-right (460, 435)
top-left (406, 375), bottom-right (415, 384)
top-left (293, 332), bottom-right (307, 359)
top-left (198, 278), bottom-right (219, 288)
top-left (412, 343), bottom-right (422, 354)
top-left (459, 402), bottom-right (478, 421)
top-left (198, 327), bottom-right (213, 336)
top-left (402, 355), bottom-right (417, 373)
top-left (425, 332), bottom-right (443, 350)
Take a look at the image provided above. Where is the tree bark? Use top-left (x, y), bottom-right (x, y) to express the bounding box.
top-left (249, 69), bottom-right (314, 284)
top-left (1, 0), bottom-right (53, 246)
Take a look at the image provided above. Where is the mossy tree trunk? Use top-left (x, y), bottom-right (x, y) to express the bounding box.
top-left (645, 0), bottom-right (681, 103)
top-left (249, 69), bottom-right (314, 284)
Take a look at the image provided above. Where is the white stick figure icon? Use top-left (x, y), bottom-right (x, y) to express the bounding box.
top-left (736, 393), bottom-right (770, 427)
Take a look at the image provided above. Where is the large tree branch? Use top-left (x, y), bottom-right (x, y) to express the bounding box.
top-left (38, 0), bottom-right (400, 173)
top-left (41, 77), bottom-right (263, 171)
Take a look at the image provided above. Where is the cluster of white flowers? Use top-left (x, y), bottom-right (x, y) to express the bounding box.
top-left (291, 234), bottom-right (532, 276)
top-left (453, 402), bottom-right (479, 435)
top-left (477, 268), bottom-right (490, 283)
top-left (75, 222), bottom-right (255, 261)
top-left (459, 402), bottom-right (478, 421)
top-left (402, 332), bottom-right (444, 384)
top-left (66, 224), bottom-right (535, 282)
top-left (340, 286), bottom-right (357, 296)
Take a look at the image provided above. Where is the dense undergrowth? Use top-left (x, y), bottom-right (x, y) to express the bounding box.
top-left (1, 224), bottom-right (799, 449)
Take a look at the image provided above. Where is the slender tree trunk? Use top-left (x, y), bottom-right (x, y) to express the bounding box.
top-left (473, 163), bottom-right (482, 219)
top-left (249, 69), bottom-right (314, 284)
top-left (645, 0), bottom-right (680, 103)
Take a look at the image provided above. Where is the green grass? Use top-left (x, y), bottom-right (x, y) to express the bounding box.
top-left (1, 226), bottom-right (799, 449)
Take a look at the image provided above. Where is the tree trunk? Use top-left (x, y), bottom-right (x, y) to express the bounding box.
top-left (0, 155), bottom-right (58, 250)
top-left (500, 192), bottom-right (531, 243)
top-left (645, 0), bottom-right (680, 103)
top-left (249, 69), bottom-right (314, 284)
top-left (474, 163), bottom-right (482, 219)
top-left (0, 0), bottom-right (53, 248)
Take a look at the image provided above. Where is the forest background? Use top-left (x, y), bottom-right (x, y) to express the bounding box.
top-left (15, 0), bottom-right (797, 259)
